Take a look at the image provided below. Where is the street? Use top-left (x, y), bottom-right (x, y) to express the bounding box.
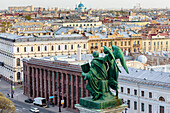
top-left (11, 99), bottom-right (56, 113)
top-left (0, 79), bottom-right (74, 113)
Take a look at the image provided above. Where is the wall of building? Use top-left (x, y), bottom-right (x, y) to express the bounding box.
top-left (88, 37), bottom-right (142, 54)
top-left (142, 38), bottom-right (170, 52)
top-left (23, 59), bottom-right (90, 110)
top-left (0, 36), bottom-right (88, 84)
top-left (118, 80), bottom-right (170, 113)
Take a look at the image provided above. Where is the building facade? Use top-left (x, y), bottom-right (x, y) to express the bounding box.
top-left (142, 37), bottom-right (170, 52)
top-left (88, 36), bottom-right (142, 54)
top-left (117, 67), bottom-right (170, 113)
top-left (0, 33), bottom-right (88, 84)
top-left (23, 58), bottom-right (90, 110)
top-left (57, 21), bottom-right (102, 28)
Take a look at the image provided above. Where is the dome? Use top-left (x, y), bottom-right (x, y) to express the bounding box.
top-left (78, 3), bottom-right (85, 8)
top-left (137, 55), bottom-right (147, 64)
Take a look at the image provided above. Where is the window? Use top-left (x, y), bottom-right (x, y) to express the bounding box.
top-left (134, 89), bottom-right (137, 95)
top-left (24, 47), bottom-right (26, 52)
top-left (105, 42), bottom-right (107, 46)
top-left (125, 41), bottom-right (127, 46)
top-left (144, 42), bottom-right (146, 46)
top-left (31, 47), bottom-right (33, 52)
top-left (127, 88), bottom-right (130, 94)
top-left (149, 104), bottom-right (152, 113)
top-left (51, 45), bottom-right (54, 51)
top-left (134, 41), bottom-right (136, 45)
top-left (109, 42), bottom-right (111, 46)
top-left (84, 44), bottom-right (86, 49)
top-left (101, 42), bottom-right (103, 47)
top-left (91, 43), bottom-right (93, 47)
top-left (129, 41), bottom-right (130, 45)
top-left (149, 92), bottom-right (152, 98)
top-left (95, 43), bottom-right (97, 48)
top-left (160, 106), bottom-right (164, 113)
top-left (161, 41), bottom-right (163, 45)
top-left (159, 96), bottom-right (165, 101)
top-left (141, 91), bottom-right (144, 97)
top-left (71, 45), bottom-right (73, 49)
top-left (17, 47), bottom-right (19, 52)
top-left (141, 103), bottom-right (144, 112)
top-left (17, 72), bottom-right (20, 80)
top-left (166, 41), bottom-right (168, 45)
top-left (127, 100), bottom-right (130, 108)
top-left (137, 41), bottom-right (139, 44)
top-left (65, 45), bottom-right (67, 50)
top-left (134, 101), bottom-right (137, 110)
top-left (38, 46), bottom-right (40, 51)
top-left (16, 58), bottom-right (20, 66)
top-left (154, 42), bottom-right (156, 46)
top-left (149, 42), bottom-right (151, 46)
top-left (121, 87), bottom-right (123, 93)
top-left (58, 45), bottom-right (60, 50)
top-left (115, 42), bottom-right (117, 45)
top-left (44, 46), bottom-right (47, 51)
top-left (121, 42), bottom-right (123, 46)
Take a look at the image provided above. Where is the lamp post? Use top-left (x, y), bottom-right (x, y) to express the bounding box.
top-left (10, 76), bottom-right (13, 98)
top-left (58, 85), bottom-right (62, 112)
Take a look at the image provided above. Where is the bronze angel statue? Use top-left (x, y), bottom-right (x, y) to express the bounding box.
top-left (81, 41), bottom-right (129, 101)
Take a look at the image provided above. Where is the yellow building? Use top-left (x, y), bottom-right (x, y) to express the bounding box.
top-left (88, 36), bottom-right (142, 54)
top-left (142, 36), bottom-right (170, 52)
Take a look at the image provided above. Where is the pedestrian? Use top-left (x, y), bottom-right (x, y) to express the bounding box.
top-left (7, 93), bottom-right (10, 98)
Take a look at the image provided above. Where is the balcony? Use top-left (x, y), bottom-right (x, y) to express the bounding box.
top-left (133, 44), bottom-right (140, 47)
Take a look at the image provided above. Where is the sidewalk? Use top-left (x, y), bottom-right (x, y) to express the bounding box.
top-left (0, 79), bottom-right (75, 113)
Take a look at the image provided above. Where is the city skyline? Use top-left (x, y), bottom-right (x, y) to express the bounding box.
top-left (1, 0), bottom-right (170, 10)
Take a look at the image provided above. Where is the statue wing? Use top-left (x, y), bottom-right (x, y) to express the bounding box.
top-left (112, 46), bottom-right (129, 74)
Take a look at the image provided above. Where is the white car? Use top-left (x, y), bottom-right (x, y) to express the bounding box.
top-left (30, 108), bottom-right (39, 113)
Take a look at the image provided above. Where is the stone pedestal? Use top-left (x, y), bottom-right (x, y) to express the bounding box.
top-left (75, 104), bottom-right (127, 113)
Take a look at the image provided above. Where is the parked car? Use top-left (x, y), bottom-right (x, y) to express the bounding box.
top-left (30, 107), bottom-right (39, 113)
top-left (25, 99), bottom-right (33, 103)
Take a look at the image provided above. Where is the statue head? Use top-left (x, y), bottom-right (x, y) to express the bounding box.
top-left (93, 51), bottom-right (99, 58)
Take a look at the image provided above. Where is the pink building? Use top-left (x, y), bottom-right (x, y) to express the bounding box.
top-left (23, 58), bottom-right (90, 111)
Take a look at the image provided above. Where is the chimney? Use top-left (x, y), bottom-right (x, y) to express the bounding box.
top-left (77, 46), bottom-right (81, 61)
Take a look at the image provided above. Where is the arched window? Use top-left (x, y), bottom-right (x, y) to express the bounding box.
top-left (159, 96), bottom-right (165, 102)
top-left (24, 47), bottom-right (26, 52)
top-left (38, 46), bottom-right (40, 51)
top-left (58, 45), bottom-right (60, 50)
top-left (65, 45), bottom-right (67, 50)
top-left (16, 58), bottom-right (20, 66)
top-left (17, 72), bottom-right (20, 80)
top-left (44, 46), bottom-right (47, 51)
top-left (51, 45), bottom-right (54, 51)
top-left (17, 47), bottom-right (19, 52)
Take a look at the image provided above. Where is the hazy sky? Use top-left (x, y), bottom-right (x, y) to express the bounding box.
top-left (1, 0), bottom-right (170, 10)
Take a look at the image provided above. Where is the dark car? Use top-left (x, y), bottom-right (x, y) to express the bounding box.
top-left (25, 99), bottom-right (33, 103)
